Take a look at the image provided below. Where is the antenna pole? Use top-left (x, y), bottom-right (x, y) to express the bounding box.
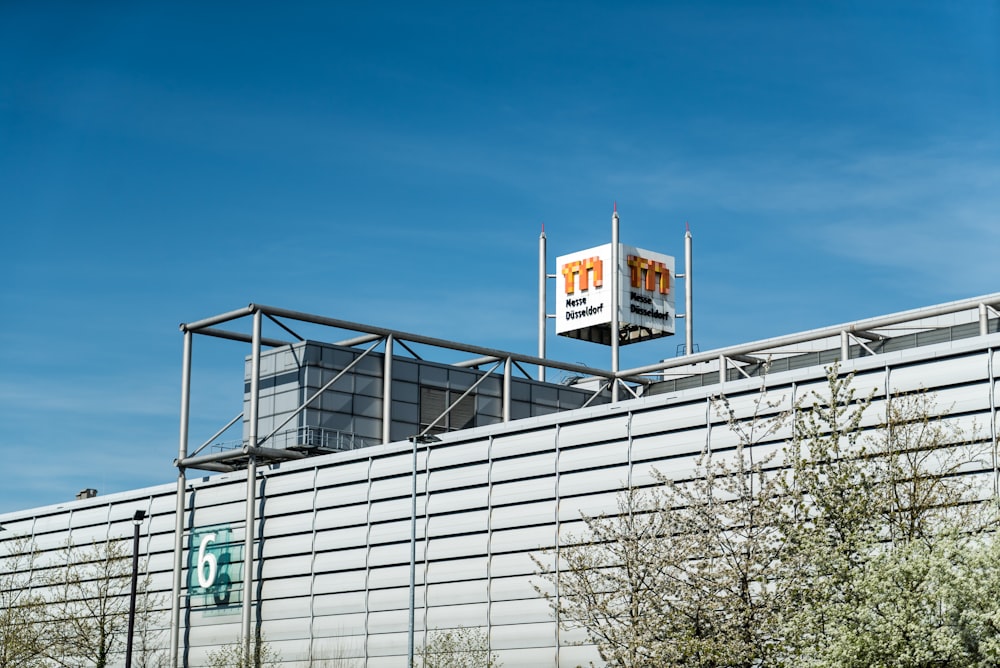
top-left (611, 205), bottom-right (620, 402)
top-left (685, 224), bottom-right (693, 355)
top-left (538, 226), bottom-right (547, 381)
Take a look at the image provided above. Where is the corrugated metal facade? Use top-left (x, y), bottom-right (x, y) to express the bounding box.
top-left (2, 316), bottom-right (998, 668)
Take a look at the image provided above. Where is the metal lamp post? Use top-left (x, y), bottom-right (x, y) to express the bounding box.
top-left (407, 433), bottom-right (441, 667)
top-left (125, 509), bottom-right (147, 668)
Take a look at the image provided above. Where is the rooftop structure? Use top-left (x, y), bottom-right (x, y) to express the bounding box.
top-left (1, 292), bottom-right (998, 667)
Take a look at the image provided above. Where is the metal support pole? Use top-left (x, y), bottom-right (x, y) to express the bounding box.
top-left (503, 357), bottom-right (512, 422)
top-left (170, 330), bottom-right (192, 668)
top-left (989, 348), bottom-right (998, 495)
top-left (125, 510), bottom-right (145, 668)
top-left (407, 436), bottom-right (418, 667)
top-left (841, 330), bottom-right (850, 362)
top-left (538, 227), bottom-right (547, 382)
top-left (981, 303), bottom-right (989, 336)
top-left (685, 225), bottom-right (693, 356)
top-left (383, 335), bottom-right (393, 444)
top-left (719, 355), bottom-right (727, 385)
top-left (611, 206), bottom-right (620, 403)
top-left (243, 310), bottom-right (262, 656)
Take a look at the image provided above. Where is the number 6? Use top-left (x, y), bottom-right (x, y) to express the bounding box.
top-left (197, 532), bottom-right (218, 588)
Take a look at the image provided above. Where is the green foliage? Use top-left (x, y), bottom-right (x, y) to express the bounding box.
top-left (45, 538), bottom-right (135, 668)
top-left (541, 365), bottom-right (1000, 668)
top-left (206, 636), bottom-right (282, 668)
top-left (414, 626), bottom-right (501, 668)
top-left (779, 368), bottom-right (995, 667)
top-left (0, 537), bottom-right (48, 668)
top-left (42, 537), bottom-right (165, 668)
top-left (539, 383), bottom-right (789, 667)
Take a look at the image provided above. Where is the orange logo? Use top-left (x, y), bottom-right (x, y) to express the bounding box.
top-left (628, 255), bottom-right (670, 294)
top-left (562, 257), bottom-right (604, 295)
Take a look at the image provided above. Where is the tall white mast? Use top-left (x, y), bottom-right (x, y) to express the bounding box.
top-left (538, 225), bottom-right (547, 381)
top-left (611, 204), bottom-right (620, 402)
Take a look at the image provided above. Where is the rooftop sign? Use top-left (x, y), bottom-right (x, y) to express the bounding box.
top-left (556, 243), bottom-right (675, 346)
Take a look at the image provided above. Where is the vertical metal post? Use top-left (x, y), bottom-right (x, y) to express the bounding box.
top-left (125, 512), bottom-right (144, 668)
top-left (126, 531), bottom-right (139, 668)
top-left (538, 227), bottom-right (547, 382)
top-left (685, 225), bottom-right (693, 356)
top-left (243, 309), bottom-right (262, 657)
top-left (170, 329), bottom-right (192, 668)
top-left (503, 357), bottom-right (512, 422)
top-left (841, 330), bottom-right (850, 362)
top-left (382, 335), bottom-right (393, 444)
top-left (611, 206), bottom-right (620, 403)
top-left (407, 437), bottom-right (418, 667)
top-left (989, 348), bottom-right (998, 496)
top-left (719, 355), bottom-right (727, 385)
top-left (981, 303), bottom-right (989, 337)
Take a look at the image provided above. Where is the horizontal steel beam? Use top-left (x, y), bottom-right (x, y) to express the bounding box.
top-left (189, 328), bottom-right (290, 348)
top-left (249, 303), bottom-right (617, 380)
top-left (180, 305), bottom-right (255, 332)
top-left (621, 292), bottom-right (1000, 378)
top-left (851, 330), bottom-right (884, 342)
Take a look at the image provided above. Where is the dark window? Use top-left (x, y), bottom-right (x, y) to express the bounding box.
top-left (420, 386), bottom-right (476, 434)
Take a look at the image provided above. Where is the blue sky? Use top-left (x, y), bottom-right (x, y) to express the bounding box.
top-left (1, 1), bottom-right (997, 514)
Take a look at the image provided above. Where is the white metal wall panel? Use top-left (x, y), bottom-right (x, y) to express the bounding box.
top-left (491, 550), bottom-right (543, 577)
top-left (425, 486), bottom-right (489, 514)
top-left (367, 609), bottom-right (411, 634)
top-left (186, 501), bottom-right (246, 529)
top-left (558, 414), bottom-right (629, 447)
top-left (368, 519), bottom-right (417, 549)
top-left (631, 451), bottom-right (704, 485)
top-left (259, 574), bottom-right (313, 600)
top-left (492, 428), bottom-right (555, 458)
top-left (631, 399), bottom-right (704, 436)
top-left (931, 382), bottom-right (993, 415)
top-left (493, 499), bottom-right (555, 530)
top-left (260, 490), bottom-right (315, 519)
top-left (557, 518), bottom-right (590, 544)
top-left (428, 439), bottom-right (489, 468)
top-left (259, 597), bottom-right (311, 621)
top-left (366, 630), bottom-right (408, 657)
top-left (425, 509), bottom-right (488, 537)
top-left (491, 525), bottom-right (555, 553)
top-left (631, 428), bottom-right (705, 464)
top-left (425, 533), bottom-right (488, 560)
top-left (492, 451), bottom-right (553, 482)
top-left (891, 353), bottom-right (986, 392)
top-left (366, 564), bottom-right (420, 592)
top-left (424, 602), bottom-right (489, 628)
top-left (560, 648), bottom-right (601, 668)
top-left (558, 439), bottom-right (629, 473)
top-left (314, 570), bottom-right (370, 595)
top-left (426, 462), bottom-right (490, 491)
top-left (312, 590), bottom-right (366, 616)
top-left (315, 502), bottom-right (368, 529)
top-left (490, 573), bottom-right (540, 601)
top-left (559, 465), bottom-right (629, 497)
top-left (491, 477), bottom-right (555, 506)
top-left (557, 490), bottom-right (619, 522)
top-left (424, 555), bottom-right (487, 583)
top-left (426, 580), bottom-right (489, 606)
top-left (494, 647), bottom-right (558, 668)
top-left (369, 451), bottom-right (422, 482)
top-left (490, 618), bottom-right (556, 646)
top-left (3, 328), bottom-right (998, 667)
top-left (262, 553), bottom-right (314, 580)
top-left (314, 459), bottom-right (370, 488)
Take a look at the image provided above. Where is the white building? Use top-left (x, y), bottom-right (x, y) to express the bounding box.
top-left (2, 294), bottom-right (998, 667)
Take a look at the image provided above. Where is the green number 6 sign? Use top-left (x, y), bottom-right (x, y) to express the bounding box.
top-left (189, 525), bottom-right (242, 611)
